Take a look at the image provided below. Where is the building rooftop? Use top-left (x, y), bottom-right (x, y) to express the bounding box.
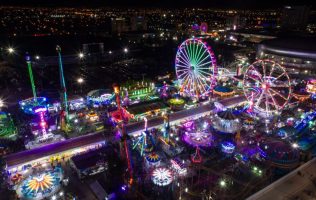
top-left (261, 37), bottom-right (316, 52)
top-left (247, 158), bottom-right (316, 200)
top-left (259, 37), bottom-right (316, 60)
top-left (71, 147), bottom-right (107, 170)
top-left (4, 132), bottom-right (105, 169)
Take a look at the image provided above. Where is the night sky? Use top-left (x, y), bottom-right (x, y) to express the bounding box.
top-left (0, 0), bottom-right (315, 9)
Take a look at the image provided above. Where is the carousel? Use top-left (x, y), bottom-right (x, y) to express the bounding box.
top-left (213, 110), bottom-right (241, 134)
top-left (213, 85), bottom-right (235, 97)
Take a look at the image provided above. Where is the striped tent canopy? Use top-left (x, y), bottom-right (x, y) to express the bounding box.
top-left (217, 110), bottom-right (237, 120)
top-left (146, 152), bottom-right (161, 163)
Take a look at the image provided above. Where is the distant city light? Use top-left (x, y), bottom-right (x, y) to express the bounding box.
top-left (35, 55), bottom-right (40, 60)
top-left (123, 48), bottom-right (128, 53)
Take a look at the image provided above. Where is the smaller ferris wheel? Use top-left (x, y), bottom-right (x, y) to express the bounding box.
top-left (243, 60), bottom-right (291, 115)
top-left (175, 38), bottom-right (217, 98)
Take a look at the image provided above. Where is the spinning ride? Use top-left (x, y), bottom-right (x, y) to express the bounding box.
top-left (20, 53), bottom-right (47, 114)
top-left (175, 38), bottom-right (217, 98)
top-left (243, 60), bottom-right (291, 115)
top-left (151, 168), bottom-right (173, 186)
top-left (17, 168), bottom-right (63, 200)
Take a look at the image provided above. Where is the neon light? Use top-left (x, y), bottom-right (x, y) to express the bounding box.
top-left (26, 54), bottom-right (37, 101)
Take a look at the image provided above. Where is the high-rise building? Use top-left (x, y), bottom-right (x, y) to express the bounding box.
top-left (226, 15), bottom-right (245, 30)
top-left (281, 6), bottom-right (310, 30)
top-left (111, 17), bottom-right (128, 34)
top-left (130, 16), bottom-right (147, 31)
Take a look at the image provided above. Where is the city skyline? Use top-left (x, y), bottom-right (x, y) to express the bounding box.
top-left (1, 0), bottom-right (315, 9)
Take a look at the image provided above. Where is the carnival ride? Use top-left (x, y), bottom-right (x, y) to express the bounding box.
top-left (243, 60), bottom-right (291, 116)
top-left (306, 80), bottom-right (316, 94)
top-left (151, 168), bottom-right (173, 187)
top-left (259, 139), bottom-right (300, 169)
top-left (56, 46), bottom-right (70, 132)
top-left (87, 89), bottom-right (114, 106)
top-left (112, 84), bottom-right (133, 184)
top-left (167, 98), bottom-right (185, 110)
top-left (17, 167), bottom-right (63, 200)
top-left (20, 54), bottom-right (47, 115)
top-left (213, 110), bottom-right (241, 134)
top-left (132, 117), bottom-right (155, 156)
top-left (213, 85), bottom-right (234, 97)
top-left (0, 112), bottom-right (17, 138)
top-left (175, 38), bottom-right (217, 98)
top-left (145, 152), bottom-right (161, 167)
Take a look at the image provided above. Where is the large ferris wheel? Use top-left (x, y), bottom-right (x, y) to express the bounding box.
top-left (175, 38), bottom-right (217, 98)
top-left (243, 60), bottom-right (292, 115)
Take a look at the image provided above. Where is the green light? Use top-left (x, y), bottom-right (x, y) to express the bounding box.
top-left (27, 61), bottom-right (37, 101)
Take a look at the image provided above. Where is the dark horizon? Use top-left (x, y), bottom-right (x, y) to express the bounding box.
top-left (0, 0), bottom-right (315, 9)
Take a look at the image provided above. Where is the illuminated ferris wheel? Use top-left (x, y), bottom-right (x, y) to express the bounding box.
top-left (175, 38), bottom-right (217, 98)
top-left (243, 60), bottom-right (292, 115)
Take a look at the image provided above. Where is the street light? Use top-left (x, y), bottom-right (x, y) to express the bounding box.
top-left (7, 47), bottom-right (15, 54)
top-left (35, 55), bottom-right (40, 60)
top-left (0, 99), bottom-right (4, 108)
top-left (123, 48), bottom-right (128, 53)
top-left (109, 50), bottom-right (112, 54)
top-left (78, 52), bottom-right (84, 59)
top-left (77, 77), bottom-right (84, 94)
top-left (219, 180), bottom-right (226, 187)
top-left (77, 77), bottom-right (84, 84)
top-left (292, 143), bottom-right (299, 148)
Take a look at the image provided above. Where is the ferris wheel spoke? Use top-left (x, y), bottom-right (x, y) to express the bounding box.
top-left (255, 91), bottom-right (264, 108)
top-left (196, 60), bottom-right (213, 69)
top-left (265, 93), bottom-right (270, 113)
top-left (195, 47), bottom-right (208, 66)
top-left (192, 42), bottom-right (199, 64)
top-left (195, 71), bottom-right (210, 88)
top-left (195, 53), bottom-right (210, 68)
top-left (196, 70), bottom-right (211, 81)
top-left (196, 77), bottom-right (207, 94)
top-left (249, 67), bottom-right (263, 82)
top-left (269, 63), bottom-right (275, 77)
top-left (198, 70), bottom-right (212, 78)
top-left (261, 60), bottom-right (267, 77)
top-left (176, 63), bottom-right (190, 69)
top-left (185, 44), bottom-right (193, 65)
top-left (181, 48), bottom-right (191, 65)
top-left (178, 54), bottom-right (191, 67)
top-left (268, 90), bottom-right (279, 109)
top-left (195, 43), bottom-right (204, 65)
top-left (269, 88), bottom-right (288, 101)
top-left (246, 75), bottom-right (262, 84)
top-left (188, 43), bottom-right (196, 65)
top-left (270, 84), bottom-right (290, 88)
top-left (272, 72), bottom-right (285, 82)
